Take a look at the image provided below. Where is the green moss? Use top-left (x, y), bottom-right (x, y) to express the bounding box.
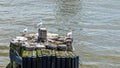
top-left (21, 48), bottom-right (76, 58)
top-left (36, 50), bottom-right (42, 56)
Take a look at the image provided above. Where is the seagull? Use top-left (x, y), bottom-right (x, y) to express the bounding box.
top-left (22, 28), bottom-right (28, 36)
top-left (37, 21), bottom-right (43, 28)
top-left (67, 31), bottom-right (72, 38)
top-left (23, 28), bottom-right (28, 32)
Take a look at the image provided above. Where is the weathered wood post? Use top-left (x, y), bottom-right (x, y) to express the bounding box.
top-left (65, 38), bottom-right (73, 51)
top-left (38, 28), bottom-right (47, 42)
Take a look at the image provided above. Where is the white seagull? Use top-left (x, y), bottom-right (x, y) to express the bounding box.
top-left (37, 21), bottom-right (43, 28)
top-left (23, 28), bottom-right (28, 32)
top-left (22, 28), bottom-right (28, 36)
top-left (67, 31), bottom-right (72, 38)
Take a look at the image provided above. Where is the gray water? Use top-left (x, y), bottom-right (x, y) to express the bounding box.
top-left (0, 0), bottom-right (120, 68)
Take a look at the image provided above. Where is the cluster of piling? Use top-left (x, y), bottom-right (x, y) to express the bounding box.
top-left (8, 26), bottom-right (79, 68)
top-left (9, 42), bottom-right (79, 68)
